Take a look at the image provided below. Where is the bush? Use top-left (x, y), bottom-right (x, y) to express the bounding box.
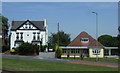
top-left (40, 45), bottom-right (48, 52)
top-left (10, 49), bottom-right (15, 52)
top-left (55, 44), bottom-right (62, 58)
top-left (10, 49), bottom-right (16, 55)
top-left (16, 42), bottom-right (39, 55)
top-left (2, 45), bottom-right (10, 53)
top-left (12, 47), bottom-right (18, 52)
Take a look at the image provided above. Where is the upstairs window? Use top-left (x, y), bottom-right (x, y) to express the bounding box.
top-left (37, 32), bottom-right (40, 40)
top-left (33, 32), bottom-right (36, 40)
top-left (81, 38), bottom-right (89, 43)
top-left (25, 24), bottom-right (27, 29)
top-left (16, 32), bottom-right (19, 40)
top-left (20, 32), bottom-right (23, 40)
top-left (29, 24), bottom-right (31, 29)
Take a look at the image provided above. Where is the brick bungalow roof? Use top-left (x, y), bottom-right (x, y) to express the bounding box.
top-left (67, 31), bottom-right (104, 47)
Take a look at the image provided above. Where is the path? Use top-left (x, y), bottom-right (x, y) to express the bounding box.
top-left (39, 52), bottom-right (55, 59)
top-left (67, 62), bottom-right (118, 68)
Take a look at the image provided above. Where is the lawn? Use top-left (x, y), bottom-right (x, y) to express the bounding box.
top-left (61, 57), bottom-right (119, 63)
top-left (2, 58), bottom-right (118, 71)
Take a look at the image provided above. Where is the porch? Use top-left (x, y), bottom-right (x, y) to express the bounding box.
top-left (60, 47), bottom-right (89, 58)
top-left (104, 47), bottom-right (118, 58)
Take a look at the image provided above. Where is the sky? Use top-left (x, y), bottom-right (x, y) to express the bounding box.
top-left (1, 0), bottom-right (119, 2)
top-left (2, 2), bottom-right (118, 40)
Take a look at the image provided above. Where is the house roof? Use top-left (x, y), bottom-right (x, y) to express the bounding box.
top-left (11, 20), bottom-right (46, 31)
top-left (67, 31), bottom-right (104, 47)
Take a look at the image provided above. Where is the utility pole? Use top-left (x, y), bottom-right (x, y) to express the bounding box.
top-left (92, 12), bottom-right (99, 62)
top-left (58, 22), bottom-right (59, 46)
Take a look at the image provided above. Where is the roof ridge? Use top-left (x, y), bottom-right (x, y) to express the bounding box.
top-left (67, 31), bottom-right (104, 47)
top-left (12, 20), bottom-right (43, 22)
top-left (11, 20), bottom-right (45, 31)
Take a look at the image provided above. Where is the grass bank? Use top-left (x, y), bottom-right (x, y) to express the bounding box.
top-left (2, 58), bottom-right (118, 71)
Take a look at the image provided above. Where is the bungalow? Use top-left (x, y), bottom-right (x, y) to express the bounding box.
top-left (61, 31), bottom-right (118, 58)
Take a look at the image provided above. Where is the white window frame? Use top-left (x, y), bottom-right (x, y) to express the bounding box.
top-left (81, 38), bottom-right (89, 43)
top-left (92, 49), bottom-right (100, 55)
top-left (62, 49), bottom-right (66, 53)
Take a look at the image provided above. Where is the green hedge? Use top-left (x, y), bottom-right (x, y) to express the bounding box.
top-left (2, 45), bottom-right (10, 53)
top-left (16, 42), bottom-right (39, 55)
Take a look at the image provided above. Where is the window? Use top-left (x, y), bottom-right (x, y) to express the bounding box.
top-left (33, 32), bottom-right (36, 40)
top-left (37, 32), bottom-right (40, 40)
top-left (81, 38), bottom-right (89, 43)
top-left (75, 49), bottom-right (80, 53)
top-left (20, 32), bottom-right (23, 40)
top-left (29, 24), bottom-right (31, 29)
top-left (27, 34), bottom-right (29, 36)
top-left (25, 24), bottom-right (27, 29)
top-left (71, 49), bottom-right (75, 53)
top-left (16, 32), bottom-right (19, 40)
top-left (62, 49), bottom-right (66, 53)
top-left (92, 49), bottom-right (100, 55)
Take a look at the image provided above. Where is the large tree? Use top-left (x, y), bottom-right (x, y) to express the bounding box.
top-left (1, 15), bottom-right (9, 45)
top-left (117, 35), bottom-right (120, 56)
top-left (49, 31), bottom-right (71, 48)
top-left (98, 35), bottom-right (118, 47)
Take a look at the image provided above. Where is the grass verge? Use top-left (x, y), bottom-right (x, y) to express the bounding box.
top-left (2, 58), bottom-right (118, 71)
top-left (61, 57), bottom-right (118, 63)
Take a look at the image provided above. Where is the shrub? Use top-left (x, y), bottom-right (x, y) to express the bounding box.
top-left (10, 49), bottom-right (15, 52)
top-left (16, 42), bottom-right (39, 55)
top-left (12, 47), bottom-right (18, 52)
top-left (2, 45), bottom-right (10, 53)
top-left (55, 44), bottom-right (62, 58)
top-left (40, 45), bottom-right (48, 52)
top-left (10, 49), bottom-right (16, 55)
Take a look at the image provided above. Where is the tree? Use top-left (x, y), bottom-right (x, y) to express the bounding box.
top-left (98, 35), bottom-right (118, 47)
top-left (1, 16), bottom-right (9, 45)
top-left (117, 35), bottom-right (120, 56)
top-left (55, 43), bottom-right (62, 58)
top-left (49, 31), bottom-right (71, 49)
top-left (112, 37), bottom-right (119, 47)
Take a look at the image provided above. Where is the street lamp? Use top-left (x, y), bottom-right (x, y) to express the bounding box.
top-left (92, 12), bottom-right (99, 62)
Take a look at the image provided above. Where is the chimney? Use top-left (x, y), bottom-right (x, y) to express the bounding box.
top-left (44, 18), bottom-right (47, 27)
top-left (12, 20), bottom-right (15, 26)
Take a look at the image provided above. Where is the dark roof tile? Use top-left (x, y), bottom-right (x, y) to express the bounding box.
top-left (11, 20), bottom-right (45, 31)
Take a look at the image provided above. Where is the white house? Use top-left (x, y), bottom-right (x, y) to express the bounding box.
top-left (10, 19), bottom-right (48, 50)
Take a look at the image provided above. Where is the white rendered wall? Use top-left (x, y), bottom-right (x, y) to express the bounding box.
top-left (89, 48), bottom-right (104, 58)
top-left (10, 30), bottom-right (47, 49)
top-left (10, 19), bottom-right (48, 49)
top-left (10, 31), bottom-right (16, 49)
top-left (44, 19), bottom-right (48, 45)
